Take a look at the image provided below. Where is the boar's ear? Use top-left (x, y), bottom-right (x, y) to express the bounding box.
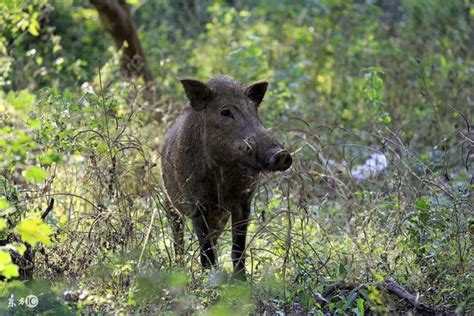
top-left (180, 79), bottom-right (213, 111)
top-left (245, 81), bottom-right (268, 106)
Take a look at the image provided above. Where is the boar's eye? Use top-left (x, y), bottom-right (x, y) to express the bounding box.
top-left (220, 107), bottom-right (234, 119)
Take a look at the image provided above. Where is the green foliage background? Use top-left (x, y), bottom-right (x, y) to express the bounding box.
top-left (0, 0), bottom-right (472, 314)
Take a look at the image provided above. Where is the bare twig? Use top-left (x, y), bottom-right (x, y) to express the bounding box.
top-left (41, 198), bottom-right (55, 219)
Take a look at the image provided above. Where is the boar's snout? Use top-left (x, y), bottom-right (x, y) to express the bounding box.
top-left (268, 149), bottom-right (292, 171)
top-left (238, 137), bottom-right (292, 172)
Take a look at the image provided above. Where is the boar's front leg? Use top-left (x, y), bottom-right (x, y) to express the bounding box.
top-left (231, 201), bottom-right (251, 281)
top-left (192, 210), bottom-right (217, 269)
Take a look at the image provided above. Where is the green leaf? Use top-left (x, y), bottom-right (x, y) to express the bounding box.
top-left (415, 197), bottom-right (430, 212)
top-left (0, 250), bottom-right (18, 279)
top-left (1, 0), bottom-right (14, 9)
top-left (373, 272), bottom-right (384, 282)
top-left (356, 298), bottom-right (365, 316)
top-left (14, 218), bottom-right (53, 246)
top-left (6, 89), bottom-right (36, 110)
top-left (0, 218), bottom-right (7, 230)
top-left (0, 198), bottom-right (8, 210)
top-left (24, 167), bottom-right (47, 183)
top-left (27, 118), bottom-right (42, 129)
top-left (39, 151), bottom-right (62, 166)
top-left (28, 22), bottom-right (39, 36)
top-left (2, 263), bottom-right (19, 279)
top-left (28, 12), bottom-right (40, 36)
top-left (0, 251), bottom-right (10, 267)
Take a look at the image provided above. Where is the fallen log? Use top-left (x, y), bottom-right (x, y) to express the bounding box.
top-left (320, 278), bottom-right (436, 315)
top-left (377, 278), bottom-right (435, 315)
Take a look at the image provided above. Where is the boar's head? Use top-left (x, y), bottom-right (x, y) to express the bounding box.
top-left (181, 76), bottom-right (292, 172)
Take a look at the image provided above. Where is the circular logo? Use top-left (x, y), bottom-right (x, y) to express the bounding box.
top-left (25, 295), bottom-right (38, 308)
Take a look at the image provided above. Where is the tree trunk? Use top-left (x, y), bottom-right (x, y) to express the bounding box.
top-left (90, 0), bottom-right (153, 83)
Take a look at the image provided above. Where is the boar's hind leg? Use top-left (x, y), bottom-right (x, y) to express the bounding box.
top-left (192, 212), bottom-right (217, 269)
top-left (169, 207), bottom-right (185, 263)
top-left (231, 201), bottom-right (251, 281)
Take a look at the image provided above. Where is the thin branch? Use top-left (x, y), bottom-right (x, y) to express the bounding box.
top-left (41, 198), bottom-right (55, 219)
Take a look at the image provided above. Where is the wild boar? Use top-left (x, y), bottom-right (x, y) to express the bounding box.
top-left (161, 76), bottom-right (292, 280)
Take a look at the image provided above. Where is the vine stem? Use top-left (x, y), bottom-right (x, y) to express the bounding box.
top-left (138, 206), bottom-right (157, 268)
